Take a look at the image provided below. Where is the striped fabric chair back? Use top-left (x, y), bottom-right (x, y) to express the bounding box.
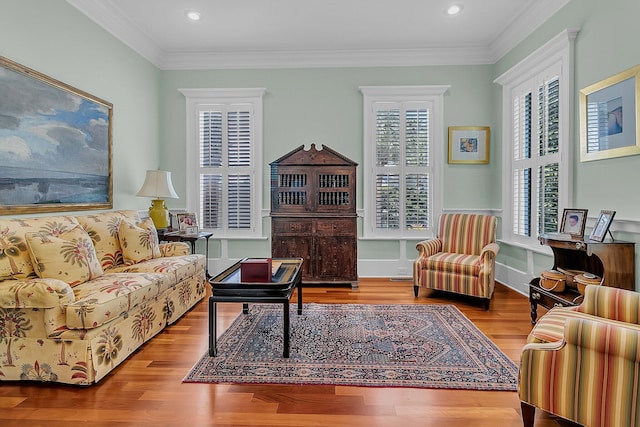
top-left (439, 213), bottom-right (497, 256)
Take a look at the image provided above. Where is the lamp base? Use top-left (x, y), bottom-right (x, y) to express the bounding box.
top-left (148, 199), bottom-right (169, 230)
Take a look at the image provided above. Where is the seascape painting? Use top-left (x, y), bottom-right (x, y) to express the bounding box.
top-left (0, 56), bottom-right (112, 214)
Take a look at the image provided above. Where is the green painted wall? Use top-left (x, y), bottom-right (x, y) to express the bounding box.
top-left (0, 0), bottom-right (161, 212)
top-left (1, 0), bottom-right (638, 285)
top-left (159, 65), bottom-right (496, 262)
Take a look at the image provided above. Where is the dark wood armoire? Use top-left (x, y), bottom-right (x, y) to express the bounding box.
top-left (270, 144), bottom-right (358, 286)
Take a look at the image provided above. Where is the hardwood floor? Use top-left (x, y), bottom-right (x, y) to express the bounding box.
top-left (0, 279), bottom-right (577, 427)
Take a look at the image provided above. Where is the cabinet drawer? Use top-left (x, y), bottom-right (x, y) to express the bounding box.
top-left (316, 219), bottom-right (355, 235)
top-left (272, 219), bottom-right (313, 234)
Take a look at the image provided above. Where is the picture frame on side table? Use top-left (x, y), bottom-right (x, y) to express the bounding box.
top-left (580, 64), bottom-right (640, 162)
top-left (177, 212), bottom-right (198, 234)
top-left (559, 208), bottom-right (588, 237)
top-left (589, 210), bottom-right (616, 242)
top-left (448, 126), bottom-right (490, 164)
top-left (0, 55), bottom-right (113, 214)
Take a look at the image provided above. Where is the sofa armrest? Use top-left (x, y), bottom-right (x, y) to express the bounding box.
top-left (564, 317), bottom-right (640, 361)
top-left (480, 242), bottom-right (500, 259)
top-left (0, 278), bottom-right (75, 309)
top-left (576, 285), bottom-right (640, 325)
top-left (415, 238), bottom-right (442, 259)
top-left (159, 241), bottom-right (191, 257)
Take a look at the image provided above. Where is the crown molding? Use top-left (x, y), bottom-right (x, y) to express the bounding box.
top-left (157, 46), bottom-right (493, 70)
top-left (489, 0), bottom-right (571, 63)
top-left (67, 0), bottom-right (569, 70)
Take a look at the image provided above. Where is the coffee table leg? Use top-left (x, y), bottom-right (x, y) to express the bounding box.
top-left (297, 281), bottom-right (303, 315)
top-left (242, 303), bottom-right (249, 314)
top-left (209, 298), bottom-right (217, 357)
top-left (283, 301), bottom-right (290, 358)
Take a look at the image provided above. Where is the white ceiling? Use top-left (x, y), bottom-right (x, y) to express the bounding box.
top-left (66, 0), bottom-right (569, 70)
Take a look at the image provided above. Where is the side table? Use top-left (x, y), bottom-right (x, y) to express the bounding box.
top-left (158, 230), bottom-right (213, 278)
top-left (528, 277), bottom-right (580, 324)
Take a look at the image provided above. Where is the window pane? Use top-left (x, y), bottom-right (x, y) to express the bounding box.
top-left (375, 109), bottom-right (400, 167)
top-left (513, 168), bottom-right (531, 236)
top-left (199, 111), bottom-right (222, 167)
top-left (405, 109), bottom-right (429, 167)
top-left (405, 173), bottom-right (428, 230)
top-left (375, 173), bottom-right (400, 229)
top-left (228, 174), bottom-right (251, 229)
top-left (538, 163), bottom-right (559, 235)
top-left (201, 174), bottom-right (222, 228)
top-left (513, 93), bottom-right (533, 161)
top-left (227, 111), bottom-right (251, 167)
top-left (539, 78), bottom-right (560, 155)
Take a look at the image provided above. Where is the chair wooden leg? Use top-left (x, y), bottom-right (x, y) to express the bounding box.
top-left (413, 285), bottom-right (419, 297)
top-left (484, 298), bottom-right (490, 310)
top-left (520, 401), bottom-right (535, 427)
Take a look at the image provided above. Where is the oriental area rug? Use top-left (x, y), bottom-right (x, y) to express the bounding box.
top-left (183, 303), bottom-right (518, 391)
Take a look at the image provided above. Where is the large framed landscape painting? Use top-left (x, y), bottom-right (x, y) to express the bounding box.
top-left (0, 56), bottom-right (112, 214)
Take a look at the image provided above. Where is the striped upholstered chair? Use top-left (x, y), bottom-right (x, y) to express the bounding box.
top-left (413, 213), bottom-right (499, 309)
top-left (520, 285), bottom-right (640, 427)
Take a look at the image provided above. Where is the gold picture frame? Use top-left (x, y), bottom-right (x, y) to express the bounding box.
top-left (448, 126), bottom-right (490, 164)
top-left (0, 55), bottom-right (113, 214)
top-left (580, 64), bottom-right (640, 162)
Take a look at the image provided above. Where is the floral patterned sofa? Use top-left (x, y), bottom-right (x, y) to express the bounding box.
top-left (0, 210), bottom-right (207, 385)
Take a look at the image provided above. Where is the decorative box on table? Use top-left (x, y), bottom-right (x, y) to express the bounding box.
top-left (240, 258), bottom-right (272, 282)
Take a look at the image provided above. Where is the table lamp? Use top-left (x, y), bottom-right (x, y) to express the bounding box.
top-left (136, 170), bottom-right (179, 230)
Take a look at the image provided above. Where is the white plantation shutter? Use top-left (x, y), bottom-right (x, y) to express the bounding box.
top-left (511, 74), bottom-right (562, 239)
top-left (373, 103), bottom-right (431, 232)
top-left (197, 105), bottom-right (254, 232)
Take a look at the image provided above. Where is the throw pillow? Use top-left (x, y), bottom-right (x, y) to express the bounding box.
top-left (25, 226), bottom-right (104, 287)
top-left (118, 218), bottom-right (161, 265)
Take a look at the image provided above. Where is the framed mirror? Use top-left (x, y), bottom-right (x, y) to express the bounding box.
top-left (579, 64), bottom-right (640, 162)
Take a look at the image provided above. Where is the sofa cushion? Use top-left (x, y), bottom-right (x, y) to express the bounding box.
top-left (419, 252), bottom-right (480, 276)
top-left (66, 272), bottom-right (171, 329)
top-left (76, 210), bottom-right (140, 271)
top-left (25, 226), bottom-right (104, 287)
top-left (0, 216), bottom-right (80, 280)
top-left (108, 254), bottom-right (205, 285)
top-left (118, 218), bottom-right (161, 265)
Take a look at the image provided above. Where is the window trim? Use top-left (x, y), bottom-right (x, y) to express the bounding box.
top-left (495, 29), bottom-right (578, 247)
top-left (179, 88), bottom-right (266, 238)
top-left (359, 85), bottom-right (449, 239)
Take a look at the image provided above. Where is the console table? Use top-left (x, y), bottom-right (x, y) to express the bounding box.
top-left (529, 234), bottom-right (635, 323)
top-left (158, 230), bottom-right (213, 278)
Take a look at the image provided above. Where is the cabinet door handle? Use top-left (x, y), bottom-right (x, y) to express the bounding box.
top-left (531, 292), bottom-right (541, 300)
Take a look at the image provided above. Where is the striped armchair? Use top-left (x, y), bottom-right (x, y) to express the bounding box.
top-left (520, 285), bottom-right (640, 427)
top-left (413, 213), bottom-right (499, 309)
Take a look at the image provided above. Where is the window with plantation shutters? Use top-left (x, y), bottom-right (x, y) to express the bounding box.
top-left (360, 86), bottom-right (447, 238)
top-left (496, 29), bottom-right (576, 247)
top-left (181, 88), bottom-right (265, 238)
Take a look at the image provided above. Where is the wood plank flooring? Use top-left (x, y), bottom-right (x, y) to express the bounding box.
top-left (0, 279), bottom-right (578, 427)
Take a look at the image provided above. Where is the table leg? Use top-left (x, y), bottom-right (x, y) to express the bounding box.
top-left (297, 281), bottom-right (303, 315)
top-left (242, 303), bottom-right (249, 314)
top-left (204, 235), bottom-right (211, 279)
top-left (283, 301), bottom-right (290, 358)
top-left (209, 298), bottom-right (217, 356)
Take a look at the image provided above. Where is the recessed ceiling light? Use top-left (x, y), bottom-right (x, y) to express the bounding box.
top-left (185, 11), bottom-right (201, 21)
top-left (447, 4), bottom-right (463, 16)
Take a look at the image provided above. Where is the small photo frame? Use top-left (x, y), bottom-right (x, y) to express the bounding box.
top-left (177, 213), bottom-right (198, 232)
top-left (448, 126), bottom-right (490, 164)
top-left (589, 210), bottom-right (616, 242)
top-left (559, 208), bottom-right (588, 237)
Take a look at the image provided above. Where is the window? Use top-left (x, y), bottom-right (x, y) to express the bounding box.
top-left (495, 29), bottom-right (577, 246)
top-left (180, 88), bottom-right (265, 238)
top-left (360, 86), bottom-right (448, 238)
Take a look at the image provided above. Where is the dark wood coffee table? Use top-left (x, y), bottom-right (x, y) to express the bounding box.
top-left (208, 257), bottom-right (303, 358)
